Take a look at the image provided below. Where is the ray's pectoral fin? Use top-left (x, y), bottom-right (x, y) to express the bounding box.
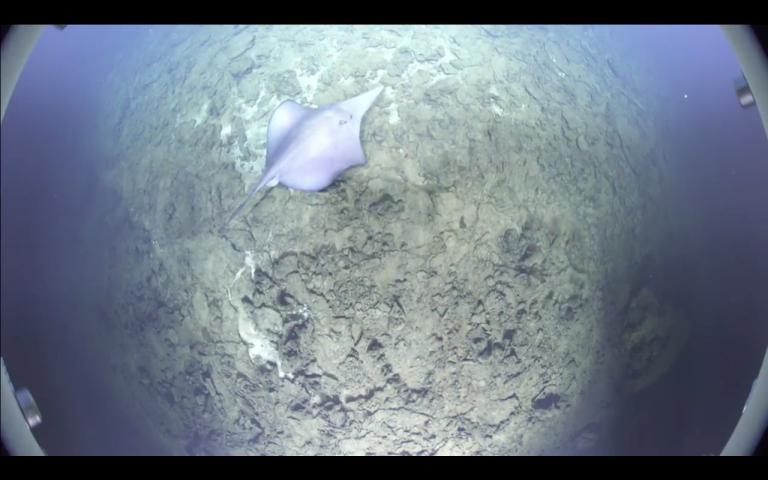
top-left (335, 130), bottom-right (368, 168)
top-left (266, 100), bottom-right (311, 167)
top-left (338, 86), bottom-right (384, 118)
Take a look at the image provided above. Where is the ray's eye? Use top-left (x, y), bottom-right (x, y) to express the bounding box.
top-left (339, 120), bottom-right (347, 125)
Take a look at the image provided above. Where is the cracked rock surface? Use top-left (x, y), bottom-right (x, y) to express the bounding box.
top-left (91, 26), bottom-right (677, 455)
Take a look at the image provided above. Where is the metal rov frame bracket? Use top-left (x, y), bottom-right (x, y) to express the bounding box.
top-left (734, 74), bottom-right (756, 108)
top-left (0, 358), bottom-right (44, 455)
top-left (14, 388), bottom-right (42, 429)
top-left (1, 360), bottom-right (41, 429)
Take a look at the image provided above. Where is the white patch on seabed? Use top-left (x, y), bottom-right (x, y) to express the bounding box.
top-left (220, 123), bottom-right (232, 142)
top-left (227, 251), bottom-right (295, 380)
top-left (237, 309), bottom-right (292, 379)
top-left (192, 101), bottom-right (210, 128)
top-left (387, 103), bottom-right (401, 125)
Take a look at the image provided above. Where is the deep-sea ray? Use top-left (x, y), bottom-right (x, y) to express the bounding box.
top-left (220, 85), bottom-right (384, 232)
